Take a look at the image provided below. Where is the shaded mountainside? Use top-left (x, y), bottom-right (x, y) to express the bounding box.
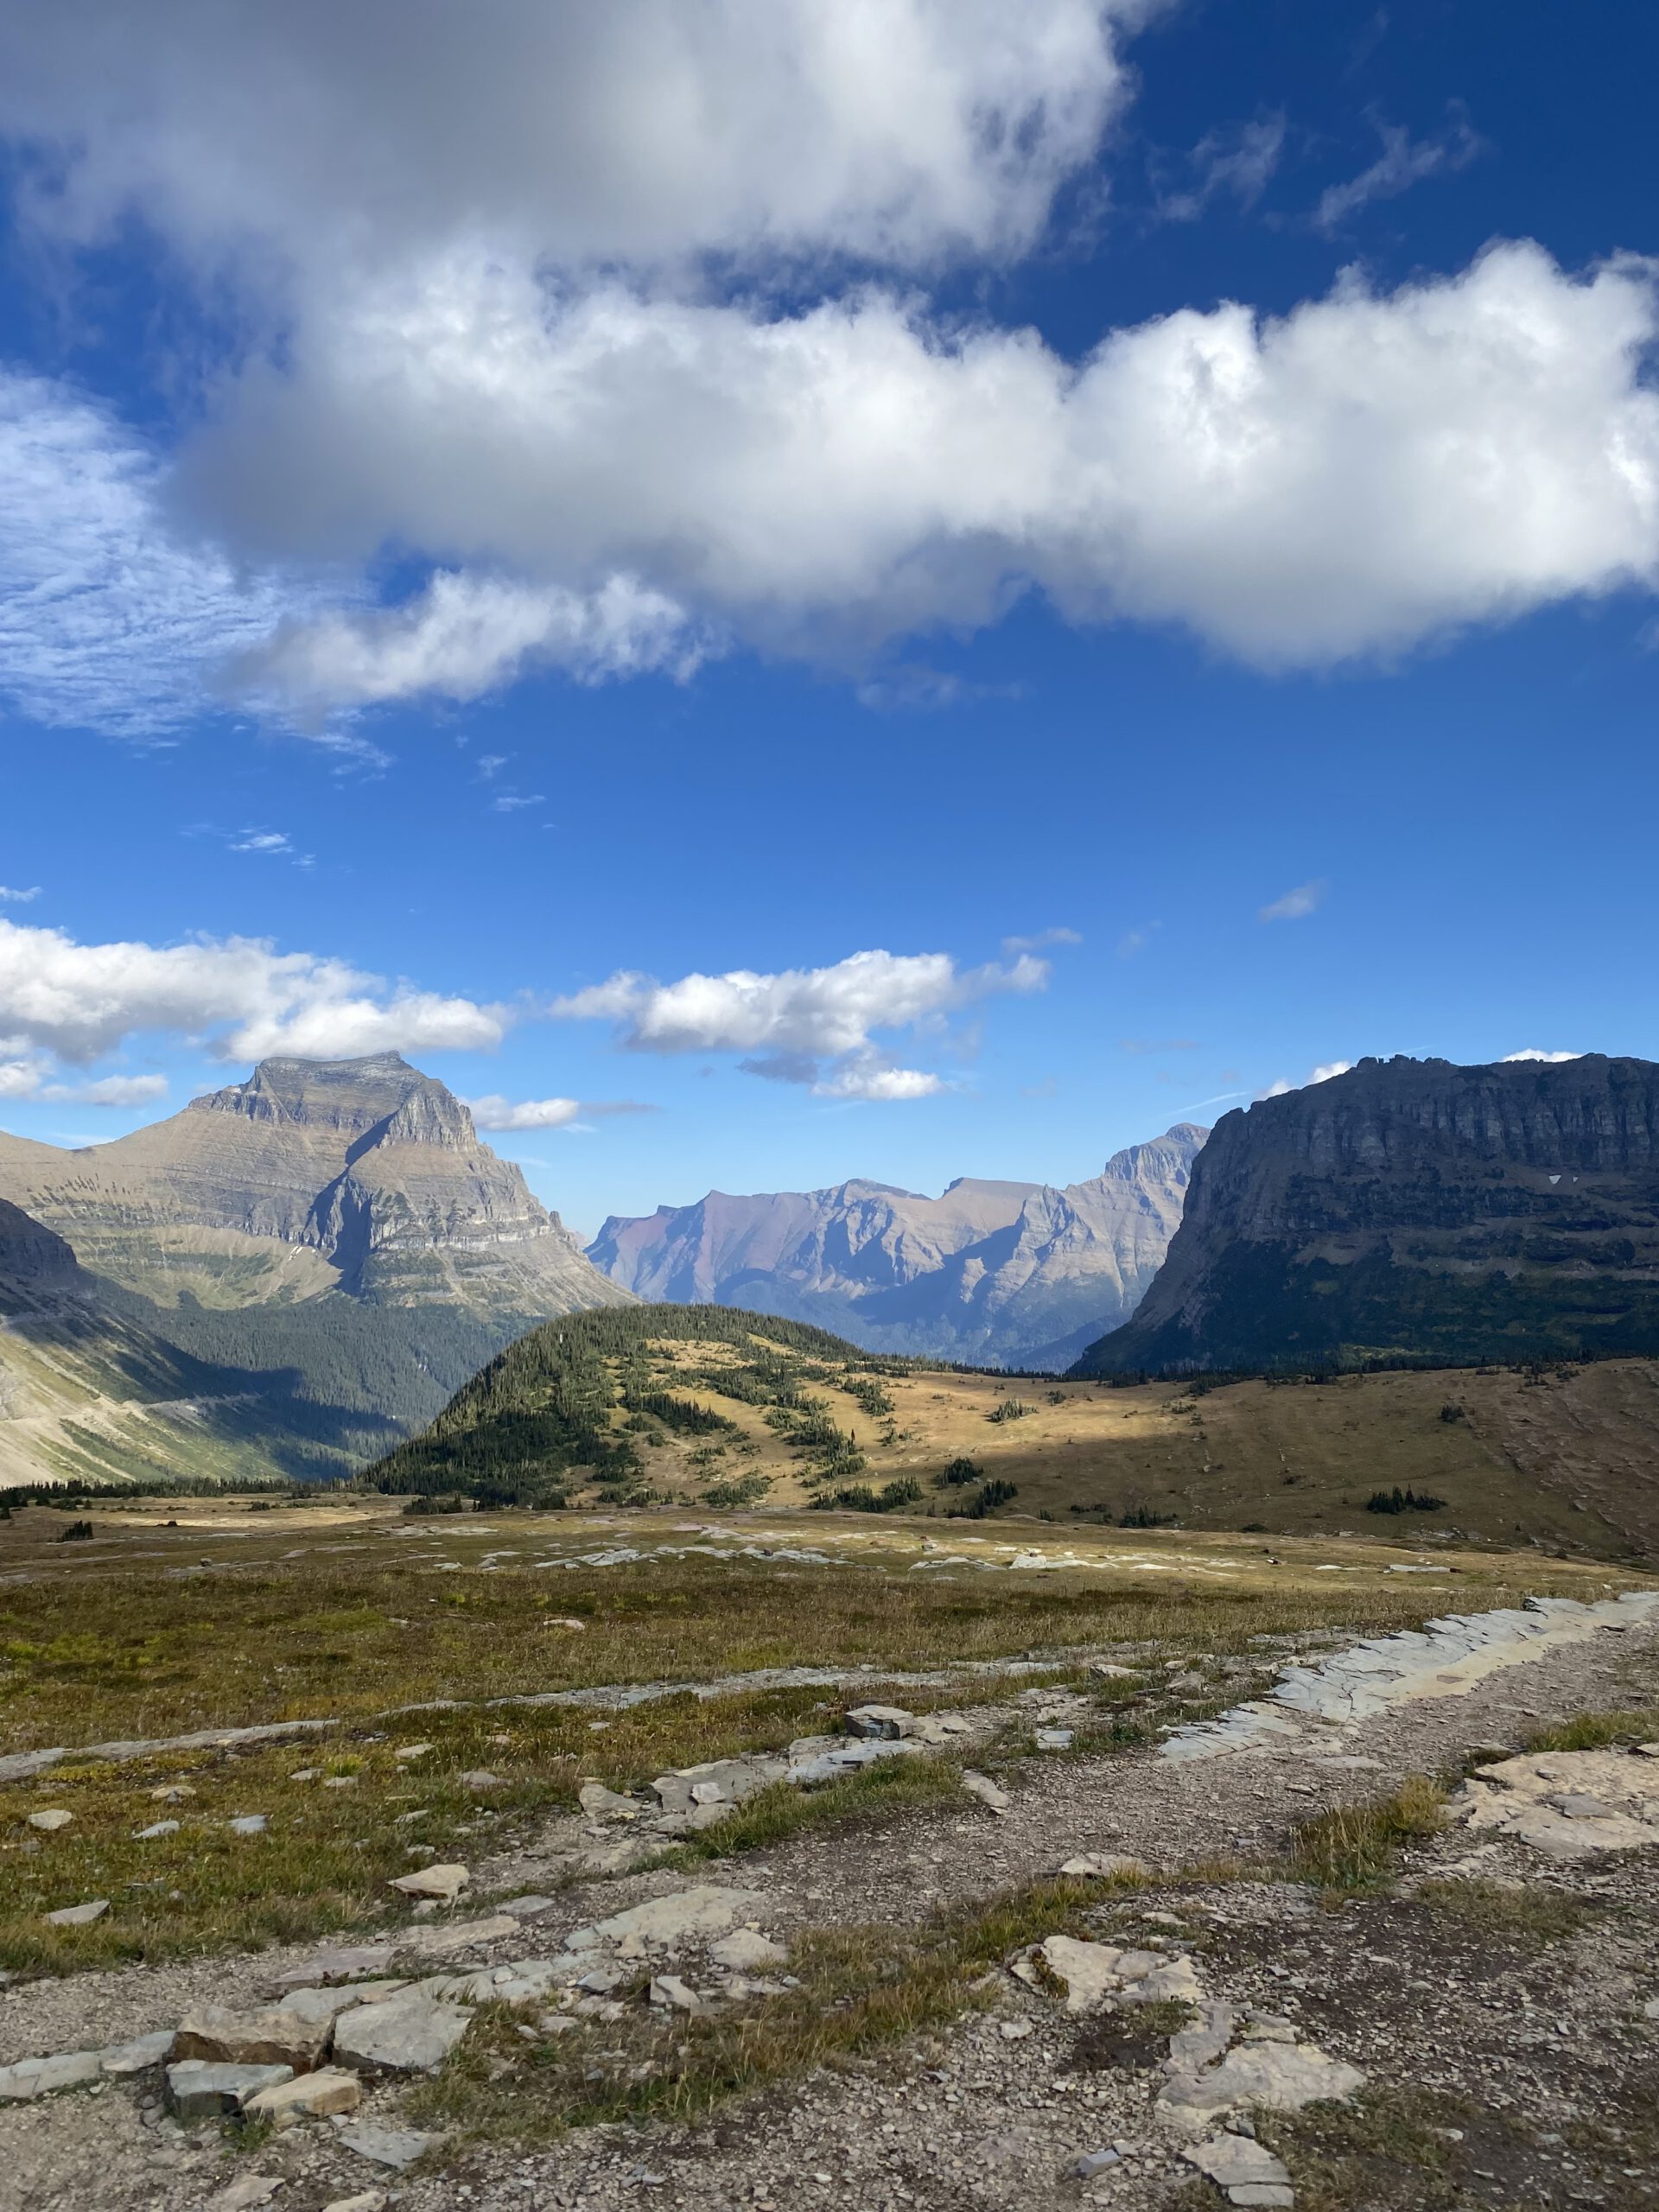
top-left (0, 1052), bottom-right (627, 1325)
top-left (365, 1303), bottom-right (909, 1506)
top-left (588, 1125), bottom-right (1205, 1369)
top-left (0, 1196), bottom-right (505, 1488)
top-left (1075, 1054), bottom-right (1659, 1376)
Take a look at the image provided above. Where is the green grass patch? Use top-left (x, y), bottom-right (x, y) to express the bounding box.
top-left (1414, 1876), bottom-right (1597, 1945)
top-left (668, 1754), bottom-right (968, 1863)
top-left (1289, 1775), bottom-right (1446, 1894)
top-left (1522, 1707), bottom-right (1659, 1754)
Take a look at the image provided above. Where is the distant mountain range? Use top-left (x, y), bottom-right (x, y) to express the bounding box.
top-left (1075, 1054), bottom-right (1659, 1376)
top-left (587, 1124), bottom-right (1206, 1369)
top-left (0, 1053), bottom-right (630, 1485)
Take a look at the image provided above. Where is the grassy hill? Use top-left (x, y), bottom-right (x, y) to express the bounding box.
top-left (364, 1305), bottom-right (1659, 1561)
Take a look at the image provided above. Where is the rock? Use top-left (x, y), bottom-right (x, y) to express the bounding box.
top-left (962, 1770), bottom-right (1011, 1815)
top-left (1059, 1853), bottom-right (1150, 1881)
top-left (175, 2005), bottom-right (331, 2072)
top-left (1228, 2192), bottom-right (1295, 2209)
top-left (210, 2177), bottom-right (287, 2211)
top-left (648, 1974), bottom-right (702, 2012)
top-left (1160, 2042), bottom-right (1364, 2133)
top-left (578, 1782), bottom-right (643, 1823)
top-left (1076, 2149), bottom-right (1122, 2177)
top-left (1243, 2013), bottom-right (1298, 2044)
top-left (228, 1815), bottom-right (270, 1836)
top-left (279, 1982), bottom-right (407, 2026)
top-left (390, 1861), bottom-right (469, 1902)
top-left (1034, 1727), bottom-right (1075, 1749)
top-left (44, 1899), bottom-right (108, 1928)
top-left (496, 1894), bottom-right (557, 1921)
top-left (274, 1944), bottom-right (395, 1987)
top-left (1457, 1749), bottom-right (1659, 1859)
top-left (1171, 2005), bottom-right (1237, 2073)
top-left (1089, 1662), bottom-right (1141, 1680)
top-left (397, 1913), bottom-right (519, 1957)
top-left (588, 1885), bottom-right (762, 1950)
top-left (709, 1929), bottom-right (787, 1972)
top-left (243, 2067), bottom-right (364, 2128)
top-left (321, 2196), bottom-right (387, 2212)
top-left (333, 1994), bottom-right (473, 2074)
top-left (393, 1743), bottom-right (434, 1762)
top-left (135, 1821), bottom-right (181, 1840)
top-left (1037, 1937), bottom-right (1127, 2014)
top-left (166, 2060), bottom-right (295, 2119)
top-left (99, 2031), bottom-right (177, 2075)
top-left (26, 1810), bottom-right (73, 1832)
top-left (999, 2019), bottom-right (1033, 2041)
top-left (845, 1706), bottom-right (915, 1739)
top-left (0, 2051), bottom-right (102, 2101)
top-left (459, 1769), bottom-right (503, 1789)
top-left (334, 2121), bottom-right (442, 2170)
top-left (1184, 2133), bottom-right (1294, 2197)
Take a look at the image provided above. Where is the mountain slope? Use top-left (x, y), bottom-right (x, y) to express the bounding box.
top-left (1074, 1054), bottom-right (1659, 1376)
top-left (588, 1124), bottom-right (1205, 1367)
top-left (0, 1052), bottom-right (626, 1325)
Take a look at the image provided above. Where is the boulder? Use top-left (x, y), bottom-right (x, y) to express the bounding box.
top-left (390, 1862), bottom-right (469, 1902)
top-left (279, 1982), bottom-right (407, 2026)
top-left (844, 1706), bottom-right (915, 1739)
top-left (166, 2059), bottom-right (295, 2119)
top-left (175, 2004), bottom-right (330, 2072)
top-left (99, 2031), bottom-right (177, 2075)
top-left (333, 1995), bottom-right (473, 2075)
top-left (243, 2067), bottom-right (363, 2129)
top-left (25, 1810), bottom-right (73, 1833)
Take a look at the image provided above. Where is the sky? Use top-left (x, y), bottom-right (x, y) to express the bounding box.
top-left (0, 1), bottom-right (1656, 1238)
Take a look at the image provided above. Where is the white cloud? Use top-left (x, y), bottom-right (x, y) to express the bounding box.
top-left (467, 1094), bottom-right (582, 1131)
top-left (1315, 111), bottom-right (1484, 233)
top-left (1259, 879), bottom-right (1328, 922)
top-left (1260, 1059), bottom-right (1352, 1098)
top-left (41, 1072), bottom-right (169, 1107)
top-left (552, 946), bottom-right (1043, 1096)
top-left (231, 831), bottom-right (292, 855)
top-left (0, 2), bottom-right (1138, 276)
top-left (1160, 114), bottom-right (1285, 222)
top-left (489, 791), bottom-right (546, 814)
top-left (1002, 926), bottom-right (1083, 955)
top-left (1308, 1059), bottom-right (1353, 1084)
top-left (1501, 1048), bottom-right (1583, 1064)
top-left (0, 886), bottom-right (41, 903)
top-left (0, 915), bottom-right (508, 1063)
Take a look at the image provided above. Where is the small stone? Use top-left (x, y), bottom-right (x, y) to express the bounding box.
top-left (961, 1770), bottom-right (1011, 1815)
top-left (289, 1768), bottom-right (321, 1783)
top-left (998, 2019), bottom-right (1033, 2041)
top-left (1034, 1728), bottom-right (1074, 1750)
top-left (333, 1995), bottom-right (473, 2075)
top-left (459, 1769), bottom-right (503, 1789)
top-left (150, 1784), bottom-right (196, 1801)
top-left (1075, 2150), bottom-right (1121, 2177)
top-left (135, 1821), bottom-right (181, 1840)
top-left (166, 2060), bottom-right (294, 2120)
top-left (393, 1743), bottom-right (434, 1762)
top-left (0, 2051), bottom-right (102, 2101)
top-left (26, 1810), bottom-right (73, 1833)
top-left (1038, 1936), bottom-right (1127, 2013)
top-left (228, 1815), bottom-right (269, 1836)
top-left (648, 1974), bottom-right (702, 2012)
top-left (321, 2196), bottom-right (387, 2212)
top-left (45, 1899), bottom-right (109, 1928)
top-left (390, 1861), bottom-right (469, 1902)
top-left (243, 2067), bottom-right (364, 2128)
top-left (1059, 1853), bottom-right (1150, 1881)
top-left (578, 1783), bottom-right (642, 1823)
top-left (333, 2121), bottom-right (442, 2170)
top-left (321, 1775), bottom-right (357, 1789)
top-left (274, 1944), bottom-right (395, 1987)
top-left (209, 2177), bottom-right (287, 2212)
top-left (1185, 2135), bottom-right (1293, 2192)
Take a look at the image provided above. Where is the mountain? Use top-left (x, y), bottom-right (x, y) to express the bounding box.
top-left (0, 1054), bottom-right (631, 1484)
top-left (1073, 1055), bottom-right (1659, 1376)
top-left (587, 1125), bottom-right (1206, 1369)
top-left (0, 1052), bottom-right (624, 1324)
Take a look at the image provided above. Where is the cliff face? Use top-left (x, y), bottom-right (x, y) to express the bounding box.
top-left (0, 1052), bottom-right (629, 1324)
top-left (1073, 1056), bottom-right (1659, 1375)
top-left (588, 1124), bottom-right (1205, 1368)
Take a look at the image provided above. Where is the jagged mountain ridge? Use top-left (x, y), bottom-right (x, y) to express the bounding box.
top-left (0, 1052), bottom-right (626, 1323)
top-left (1074, 1054), bottom-right (1659, 1376)
top-left (588, 1124), bottom-right (1206, 1368)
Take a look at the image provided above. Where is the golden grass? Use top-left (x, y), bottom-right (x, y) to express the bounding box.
top-left (1289, 1775), bottom-right (1447, 1894)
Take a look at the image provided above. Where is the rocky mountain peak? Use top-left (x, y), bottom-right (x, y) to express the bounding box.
top-left (190, 1052), bottom-right (476, 1150)
top-left (0, 1198), bottom-right (86, 1305)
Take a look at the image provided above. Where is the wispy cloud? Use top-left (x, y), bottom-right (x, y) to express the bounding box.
top-left (0, 886), bottom-right (41, 903)
top-left (1116, 921), bottom-right (1160, 959)
top-left (1159, 114), bottom-right (1286, 222)
top-left (1259, 879), bottom-right (1327, 922)
top-left (467, 1093), bottom-right (658, 1131)
top-left (1314, 110), bottom-right (1484, 232)
top-left (1502, 1048), bottom-right (1583, 1064)
top-left (489, 791), bottom-right (545, 813)
top-left (1002, 927), bottom-right (1082, 956)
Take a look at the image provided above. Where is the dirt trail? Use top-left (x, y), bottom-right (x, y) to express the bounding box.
top-left (3, 1599), bottom-right (1657, 2212)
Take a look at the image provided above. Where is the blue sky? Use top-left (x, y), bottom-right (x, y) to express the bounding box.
top-left (1, 2), bottom-right (1655, 1237)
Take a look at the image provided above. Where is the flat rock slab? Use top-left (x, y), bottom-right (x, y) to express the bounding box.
top-left (99, 2031), bottom-right (177, 2076)
top-left (1457, 1747), bottom-right (1659, 1859)
top-left (167, 2060), bottom-right (295, 2118)
top-left (333, 1996), bottom-right (473, 2075)
top-left (0, 2051), bottom-right (101, 2101)
top-left (44, 1899), bottom-right (108, 1927)
top-left (1037, 1936), bottom-right (1206, 2013)
top-left (275, 1945), bottom-right (396, 1988)
top-left (709, 1929), bottom-right (788, 1972)
top-left (1160, 2041), bottom-right (1365, 2132)
top-left (397, 1913), bottom-right (519, 1957)
top-left (583, 1885), bottom-right (763, 1951)
top-left (390, 1861), bottom-right (469, 1902)
top-left (1060, 1853), bottom-right (1152, 1881)
top-left (334, 2121), bottom-right (443, 2171)
top-left (1185, 2133), bottom-right (1294, 2196)
top-left (280, 1982), bottom-right (409, 2026)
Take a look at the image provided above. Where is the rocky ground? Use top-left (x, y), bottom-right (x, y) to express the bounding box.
top-left (2, 1601), bottom-right (1656, 2212)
